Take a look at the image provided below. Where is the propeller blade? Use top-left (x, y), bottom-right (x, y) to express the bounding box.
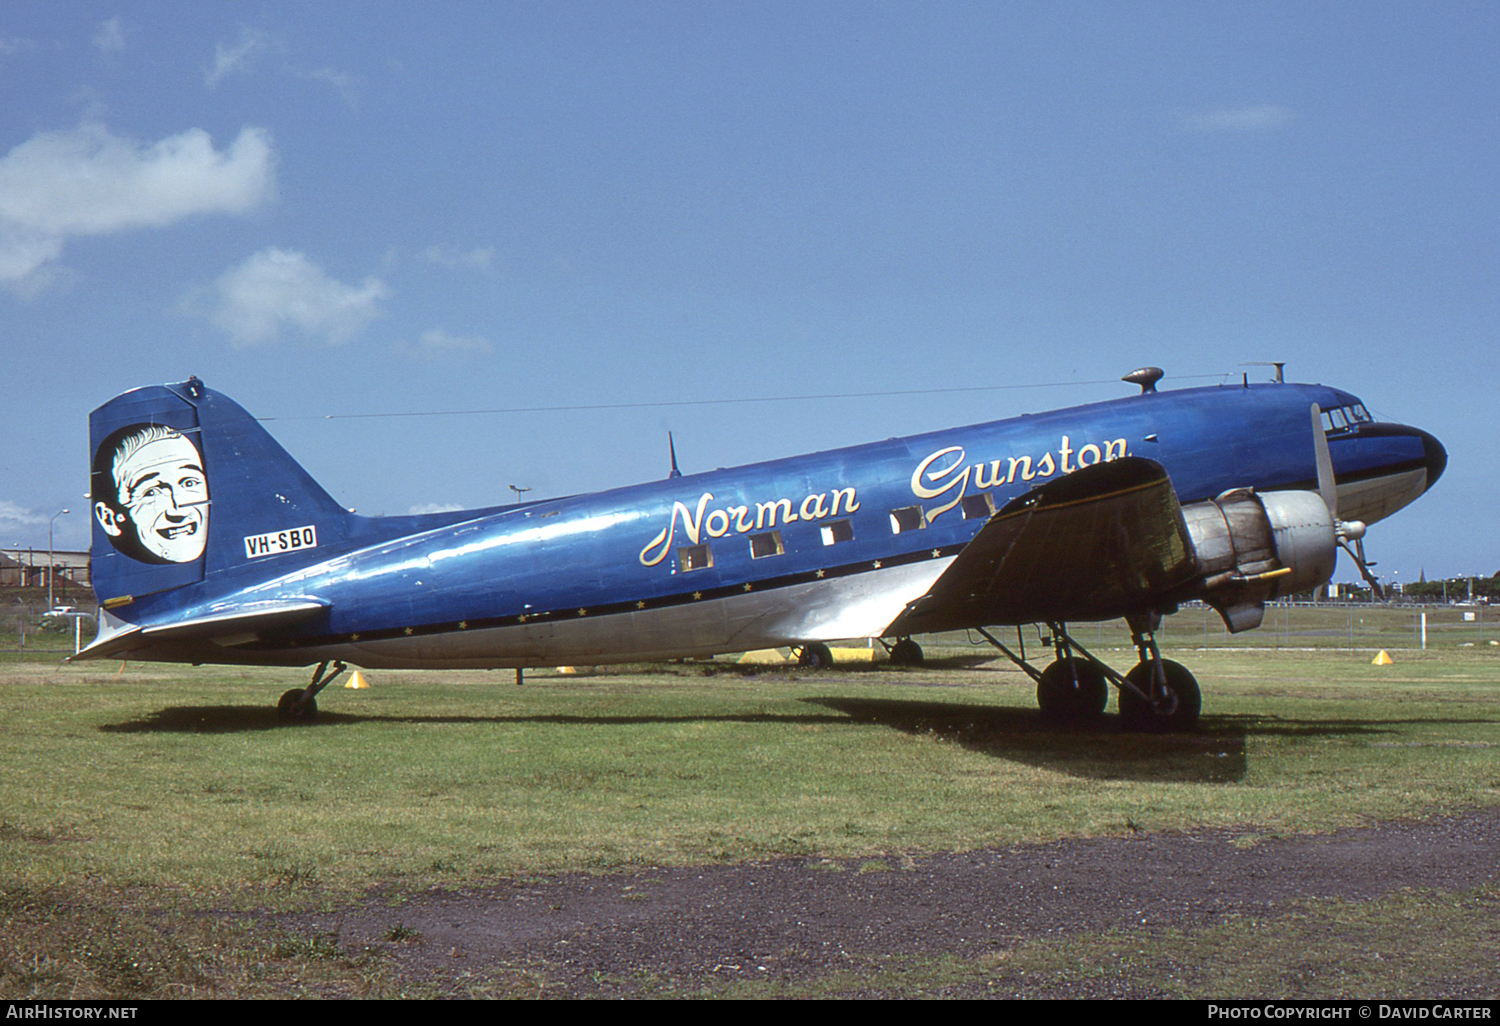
top-left (1310, 403), bottom-right (1338, 518)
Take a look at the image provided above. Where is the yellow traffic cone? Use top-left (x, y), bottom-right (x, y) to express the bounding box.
top-left (1372, 650), bottom-right (1394, 666)
top-left (344, 669), bottom-right (370, 688)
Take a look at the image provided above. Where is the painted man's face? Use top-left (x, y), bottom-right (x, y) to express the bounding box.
top-left (97, 433), bottom-right (209, 563)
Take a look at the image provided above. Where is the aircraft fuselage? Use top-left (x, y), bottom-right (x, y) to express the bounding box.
top-left (91, 381), bottom-right (1444, 669)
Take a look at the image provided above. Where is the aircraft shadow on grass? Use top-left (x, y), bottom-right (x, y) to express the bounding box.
top-left (99, 700), bottom-right (1488, 786)
top-left (804, 698), bottom-right (1496, 783)
top-left (97, 704), bottom-right (850, 735)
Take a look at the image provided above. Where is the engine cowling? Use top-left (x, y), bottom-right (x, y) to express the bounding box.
top-left (1180, 489), bottom-right (1337, 632)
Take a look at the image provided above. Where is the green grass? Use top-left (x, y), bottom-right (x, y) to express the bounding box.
top-left (3, 646), bottom-right (1499, 894)
top-left (1, 633), bottom-right (1498, 997)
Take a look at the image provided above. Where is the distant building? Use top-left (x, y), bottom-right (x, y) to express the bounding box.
top-left (0, 549), bottom-right (91, 588)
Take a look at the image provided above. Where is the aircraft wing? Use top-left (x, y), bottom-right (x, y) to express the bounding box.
top-left (886, 457), bottom-right (1199, 635)
top-left (71, 599), bottom-right (329, 662)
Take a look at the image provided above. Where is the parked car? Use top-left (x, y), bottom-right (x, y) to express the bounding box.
top-left (40, 606), bottom-right (94, 633)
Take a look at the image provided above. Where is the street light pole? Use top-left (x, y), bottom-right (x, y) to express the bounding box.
top-left (47, 509), bottom-right (69, 609)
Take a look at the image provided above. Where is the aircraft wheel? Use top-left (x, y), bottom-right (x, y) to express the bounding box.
top-left (1036, 659), bottom-right (1109, 720)
top-left (889, 638), bottom-right (924, 667)
top-left (277, 688), bottom-right (318, 723)
top-left (797, 642), bottom-right (834, 669)
top-left (1119, 660), bottom-right (1200, 733)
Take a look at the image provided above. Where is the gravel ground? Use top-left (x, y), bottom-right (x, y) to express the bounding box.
top-left (291, 808), bottom-right (1500, 997)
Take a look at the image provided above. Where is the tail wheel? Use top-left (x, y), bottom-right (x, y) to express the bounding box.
top-left (1036, 659), bottom-right (1109, 720)
top-left (277, 688), bottom-right (318, 723)
top-left (1119, 660), bottom-right (1200, 733)
top-left (888, 638), bottom-right (924, 667)
top-left (797, 642), bottom-right (834, 669)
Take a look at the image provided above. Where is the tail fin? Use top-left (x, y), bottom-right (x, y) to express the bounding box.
top-left (90, 378), bottom-right (351, 608)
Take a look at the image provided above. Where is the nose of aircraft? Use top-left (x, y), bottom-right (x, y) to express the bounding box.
top-left (1398, 423), bottom-right (1446, 492)
top-left (1416, 427), bottom-right (1447, 491)
top-left (1357, 421), bottom-right (1447, 491)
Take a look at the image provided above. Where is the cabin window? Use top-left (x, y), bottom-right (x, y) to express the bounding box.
top-left (889, 506), bottom-right (926, 534)
top-left (1351, 403), bottom-right (1372, 423)
top-left (961, 494), bottom-right (995, 520)
top-left (749, 530), bottom-right (784, 559)
top-left (677, 544), bottom-right (713, 571)
top-left (821, 519), bottom-right (854, 546)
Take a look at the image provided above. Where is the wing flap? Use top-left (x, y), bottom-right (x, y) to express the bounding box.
top-left (887, 457), bottom-right (1197, 634)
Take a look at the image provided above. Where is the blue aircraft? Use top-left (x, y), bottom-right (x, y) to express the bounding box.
top-left (75, 368), bottom-right (1445, 731)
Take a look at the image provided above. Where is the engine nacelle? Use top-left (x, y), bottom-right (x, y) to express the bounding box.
top-left (1181, 489), bottom-right (1337, 632)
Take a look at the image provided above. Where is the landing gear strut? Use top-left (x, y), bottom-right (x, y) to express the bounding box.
top-left (973, 619), bottom-right (1200, 732)
top-left (277, 660), bottom-right (348, 723)
top-left (1118, 616), bottom-right (1200, 732)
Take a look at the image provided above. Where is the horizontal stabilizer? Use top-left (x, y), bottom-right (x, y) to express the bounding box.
top-left (71, 599), bottom-right (328, 662)
top-left (887, 457), bottom-right (1198, 634)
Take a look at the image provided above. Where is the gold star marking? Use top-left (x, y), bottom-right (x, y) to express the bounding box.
top-left (815, 569), bottom-right (825, 578)
top-left (693, 591), bottom-right (703, 600)
top-left (743, 583), bottom-right (753, 592)
top-left (404, 626), bottom-right (414, 635)
top-left (872, 560), bottom-right (882, 569)
top-left (636, 601), bottom-right (646, 610)
top-left (518, 614), bottom-right (528, 623)
top-left (459, 621), bottom-right (468, 630)
top-left (932, 549), bottom-right (941, 558)
top-left (350, 633), bottom-right (360, 641)
top-left (577, 608), bottom-right (588, 617)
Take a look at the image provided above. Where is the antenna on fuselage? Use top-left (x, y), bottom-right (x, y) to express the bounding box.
top-left (667, 432), bottom-right (682, 479)
top-left (1121, 367), bottom-right (1164, 394)
top-left (1242, 361), bottom-right (1286, 383)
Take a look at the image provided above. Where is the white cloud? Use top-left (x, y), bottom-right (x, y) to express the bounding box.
top-left (0, 37), bottom-right (35, 61)
top-left (305, 67), bottom-right (358, 106)
top-left (0, 123), bottom-right (275, 292)
top-left (1183, 105), bottom-right (1295, 132)
top-left (206, 28), bottom-right (267, 87)
top-left (0, 500), bottom-right (45, 529)
top-left (420, 244), bottom-right (494, 269)
top-left (395, 327), bottom-right (493, 359)
top-left (208, 248), bottom-right (388, 347)
top-left (93, 17), bottom-right (125, 54)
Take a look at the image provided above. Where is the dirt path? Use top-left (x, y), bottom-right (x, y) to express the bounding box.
top-left (289, 808), bottom-right (1500, 997)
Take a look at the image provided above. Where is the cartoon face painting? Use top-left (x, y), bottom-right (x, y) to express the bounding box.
top-left (92, 425), bottom-right (210, 564)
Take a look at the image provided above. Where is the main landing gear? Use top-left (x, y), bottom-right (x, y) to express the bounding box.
top-left (276, 660), bottom-right (348, 723)
top-left (974, 617), bottom-right (1200, 732)
top-left (881, 637), bottom-right (925, 667)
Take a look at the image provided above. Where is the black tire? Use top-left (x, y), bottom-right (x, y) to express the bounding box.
top-left (1119, 659), bottom-right (1200, 732)
top-left (888, 638), bottom-right (924, 667)
top-left (277, 688), bottom-right (317, 723)
top-left (1036, 658), bottom-right (1109, 720)
top-left (797, 642), bottom-right (834, 669)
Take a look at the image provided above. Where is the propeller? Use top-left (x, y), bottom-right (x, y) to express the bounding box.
top-left (1311, 404), bottom-right (1384, 599)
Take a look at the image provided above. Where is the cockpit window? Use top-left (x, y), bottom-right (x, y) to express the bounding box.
top-left (1321, 403), bottom-right (1372, 434)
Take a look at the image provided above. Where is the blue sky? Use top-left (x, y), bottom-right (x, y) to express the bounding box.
top-left (1, 2), bottom-right (1495, 587)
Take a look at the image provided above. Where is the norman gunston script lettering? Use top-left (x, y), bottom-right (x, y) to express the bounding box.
top-left (637, 433), bottom-right (1129, 566)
